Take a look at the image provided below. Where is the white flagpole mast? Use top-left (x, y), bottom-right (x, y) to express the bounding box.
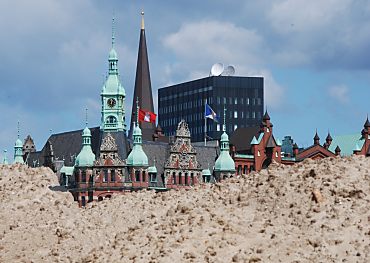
top-left (204, 98), bottom-right (207, 146)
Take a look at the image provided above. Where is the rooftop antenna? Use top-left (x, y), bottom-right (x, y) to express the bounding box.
top-left (17, 120), bottom-right (20, 139)
top-left (210, 63), bottom-right (224, 76)
top-left (141, 10), bottom-right (145, 29)
top-left (222, 65), bottom-right (235, 76)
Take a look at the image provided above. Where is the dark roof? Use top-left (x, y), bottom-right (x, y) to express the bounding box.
top-left (293, 143), bottom-right (298, 149)
top-left (263, 110), bottom-right (270, 121)
top-left (314, 131), bottom-right (320, 141)
top-left (129, 26), bottom-right (155, 140)
top-left (266, 136), bottom-right (276, 148)
top-left (326, 132), bottom-right (333, 141)
top-left (364, 117), bottom-right (370, 128)
top-left (230, 126), bottom-right (260, 152)
top-left (335, 145), bottom-right (341, 152)
top-left (27, 128), bottom-right (129, 167)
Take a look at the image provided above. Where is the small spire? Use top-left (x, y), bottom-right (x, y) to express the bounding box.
top-left (17, 121), bottom-right (20, 139)
top-left (263, 110), bottom-right (270, 121)
top-left (141, 10), bottom-right (145, 29)
top-left (136, 96), bottom-right (140, 125)
top-left (85, 107), bottom-right (88, 126)
top-left (223, 106), bottom-right (226, 132)
top-left (111, 15), bottom-right (115, 48)
top-left (364, 114), bottom-right (370, 128)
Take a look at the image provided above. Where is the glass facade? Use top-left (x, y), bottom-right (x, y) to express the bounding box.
top-left (158, 76), bottom-right (264, 142)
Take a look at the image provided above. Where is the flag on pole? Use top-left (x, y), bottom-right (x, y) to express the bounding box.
top-left (139, 109), bottom-right (157, 123)
top-left (205, 104), bottom-right (219, 122)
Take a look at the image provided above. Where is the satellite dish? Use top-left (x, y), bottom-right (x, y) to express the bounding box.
top-left (223, 65), bottom-right (235, 76)
top-left (210, 63), bottom-right (224, 76)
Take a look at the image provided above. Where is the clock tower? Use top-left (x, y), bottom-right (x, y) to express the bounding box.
top-left (101, 17), bottom-right (126, 132)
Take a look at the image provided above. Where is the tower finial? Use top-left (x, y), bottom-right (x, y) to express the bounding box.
top-left (223, 105), bottom-right (226, 132)
top-left (136, 96), bottom-right (139, 125)
top-left (17, 121), bottom-right (20, 139)
top-left (85, 107), bottom-right (88, 126)
top-left (112, 14), bottom-right (115, 48)
top-left (141, 10), bottom-right (145, 29)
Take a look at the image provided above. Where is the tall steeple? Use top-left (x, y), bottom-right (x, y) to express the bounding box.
top-left (14, 121), bottom-right (24, 164)
top-left (101, 16), bottom-right (126, 132)
top-left (129, 11), bottom-right (155, 140)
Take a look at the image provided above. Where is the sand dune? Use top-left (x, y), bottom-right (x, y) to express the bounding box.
top-left (0, 156), bottom-right (369, 262)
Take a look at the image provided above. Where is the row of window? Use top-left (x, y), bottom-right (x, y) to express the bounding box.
top-left (159, 97), bottom-right (261, 115)
top-left (159, 86), bottom-right (213, 101)
top-left (77, 170), bottom-right (158, 183)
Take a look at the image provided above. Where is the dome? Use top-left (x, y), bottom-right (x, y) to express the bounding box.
top-left (221, 132), bottom-right (229, 141)
top-left (83, 127), bottom-right (91, 137)
top-left (202, 168), bottom-right (212, 176)
top-left (75, 147), bottom-right (95, 167)
top-left (126, 146), bottom-right (148, 166)
top-left (109, 48), bottom-right (118, 60)
top-left (15, 138), bottom-right (22, 147)
top-left (101, 75), bottom-right (125, 96)
top-left (148, 165), bottom-right (157, 174)
top-left (214, 151), bottom-right (235, 172)
top-left (133, 125), bottom-right (142, 136)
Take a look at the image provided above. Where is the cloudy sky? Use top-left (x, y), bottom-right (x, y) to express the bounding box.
top-left (1, 0), bottom-right (370, 160)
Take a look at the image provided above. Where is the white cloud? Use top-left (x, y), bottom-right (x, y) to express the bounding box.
top-left (328, 85), bottom-right (350, 104)
top-left (162, 20), bottom-right (284, 109)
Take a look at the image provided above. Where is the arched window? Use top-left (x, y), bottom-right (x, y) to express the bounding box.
top-left (106, 116), bottom-right (117, 124)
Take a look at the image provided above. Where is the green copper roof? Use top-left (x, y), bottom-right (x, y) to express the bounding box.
top-left (257, 132), bottom-right (264, 143)
top-left (215, 131), bottom-right (235, 172)
top-left (328, 134), bottom-right (364, 156)
top-left (75, 126), bottom-right (95, 167)
top-left (202, 168), bottom-right (212, 176)
top-left (276, 138), bottom-right (282, 146)
top-left (109, 48), bottom-right (118, 60)
top-left (353, 143), bottom-right (361, 151)
top-left (60, 166), bottom-right (74, 175)
top-left (127, 125), bottom-right (148, 167)
top-left (101, 75), bottom-right (125, 95)
top-left (148, 165), bottom-right (157, 173)
top-left (13, 138), bottom-right (24, 164)
top-left (250, 136), bottom-right (258, 145)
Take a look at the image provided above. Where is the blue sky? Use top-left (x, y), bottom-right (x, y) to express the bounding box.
top-left (1, 0), bottom-right (369, 159)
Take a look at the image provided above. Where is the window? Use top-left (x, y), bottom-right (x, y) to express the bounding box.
top-left (241, 98), bottom-right (244, 104)
top-left (111, 170), bottom-right (115, 182)
top-left (142, 171), bottom-right (146, 182)
top-left (103, 170), bottom-right (108, 182)
top-left (135, 170), bottom-right (140, 182)
top-left (217, 97), bottom-right (220, 104)
top-left (229, 97), bottom-right (232, 104)
top-left (172, 172), bottom-right (176, 184)
top-left (247, 98), bottom-right (250, 105)
top-left (217, 124), bottom-right (220, 131)
top-left (238, 165), bottom-right (242, 175)
top-left (234, 124), bottom-right (238, 130)
top-left (234, 98), bottom-right (237, 104)
top-left (106, 116), bottom-right (117, 124)
top-left (150, 173), bottom-right (157, 182)
top-left (223, 97), bottom-right (227, 104)
top-left (81, 170), bottom-right (86, 182)
top-left (252, 112), bottom-right (256, 119)
top-left (241, 111), bottom-right (244, 118)
top-left (243, 166), bottom-right (248, 174)
top-left (234, 111), bottom-right (238, 118)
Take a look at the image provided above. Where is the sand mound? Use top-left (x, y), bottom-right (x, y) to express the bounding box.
top-left (0, 156), bottom-right (369, 262)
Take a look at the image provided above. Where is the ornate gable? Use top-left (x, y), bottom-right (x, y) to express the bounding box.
top-left (165, 120), bottom-right (200, 171)
top-left (95, 133), bottom-right (125, 166)
top-left (100, 133), bottom-right (118, 152)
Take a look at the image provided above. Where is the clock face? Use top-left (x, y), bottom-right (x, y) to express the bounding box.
top-left (107, 98), bottom-right (116, 108)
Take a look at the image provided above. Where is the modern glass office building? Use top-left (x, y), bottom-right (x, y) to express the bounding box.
top-left (158, 76), bottom-right (264, 142)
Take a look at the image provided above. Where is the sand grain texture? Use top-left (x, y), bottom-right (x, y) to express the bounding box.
top-left (0, 156), bottom-right (369, 262)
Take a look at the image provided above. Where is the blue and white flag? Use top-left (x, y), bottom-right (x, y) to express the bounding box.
top-left (205, 104), bottom-right (219, 122)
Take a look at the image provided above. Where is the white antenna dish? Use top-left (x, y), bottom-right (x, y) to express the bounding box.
top-left (210, 63), bottom-right (224, 76)
top-left (223, 65), bottom-right (235, 76)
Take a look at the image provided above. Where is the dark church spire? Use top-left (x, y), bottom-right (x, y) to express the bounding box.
top-left (129, 11), bottom-right (155, 140)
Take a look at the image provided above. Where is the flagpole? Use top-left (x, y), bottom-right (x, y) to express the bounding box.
top-left (204, 98), bottom-right (207, 146)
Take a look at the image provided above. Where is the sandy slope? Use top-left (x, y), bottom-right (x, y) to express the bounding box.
top-left (0, 156), bottom-right (369, 262)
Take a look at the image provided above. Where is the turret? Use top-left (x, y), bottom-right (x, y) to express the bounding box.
top-left (313, 130), bottom-right (320, 145)
top-left (214, 107), bottom-right (236, 181)
top-left (293, 143), bottom-right (299, 157)
top-left (75, 114), bottom-right (96, 167)
top-left (335, 145), bottom-right (341, 156)
top-left (2, 149), bottom-right (8, 165)
top-left (13, 122), bottom-right (24, 164)
top-left (324, 132), bottom-right (333, 149)
top-left (364, 115), bottom-right (370, 134)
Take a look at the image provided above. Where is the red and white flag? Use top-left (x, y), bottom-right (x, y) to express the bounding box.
top-left (139, 109), bottom-right (156, 123)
